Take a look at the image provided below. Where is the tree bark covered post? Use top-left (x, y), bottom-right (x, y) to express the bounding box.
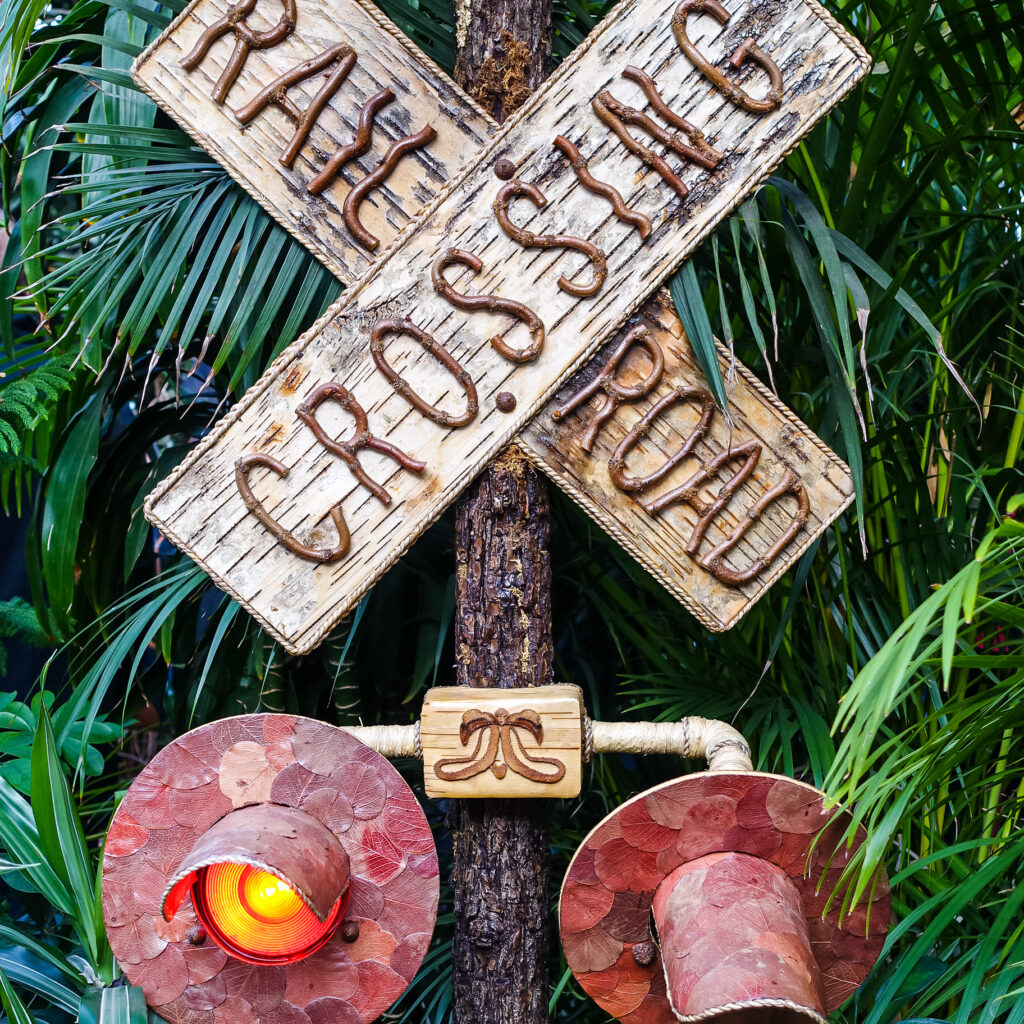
top-left (449, 2), bottom-right (554, 1019)
top-left (453, 0), bottom-right (551, 122)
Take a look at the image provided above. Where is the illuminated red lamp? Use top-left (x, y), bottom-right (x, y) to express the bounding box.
top-left (192, 862), bottom-right (347, 964)
top-left (162, 803), bottom-right (350, 966)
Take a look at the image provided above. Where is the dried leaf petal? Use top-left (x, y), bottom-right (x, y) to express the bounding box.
top-left (184, 944), bottom-right (228, 985)
top-left (108, 916), bottom-right (168, 965)
top-left (333, 761), bottom-right (386, 821)
top-left (765, 781), bottom-right (827, 834)
top-left (292, 719), bottom-right (355, 776)
top-left (390, 932), bottom-right (431, 981)
top-left (561, 924), bottom-right (623, 973)
top-left (284, 945), bottom-right (358, 1005)
top-left (349, 960), bottom-right (407, 1020)
top-left (218, 742), bottom-right (277, 807)
top-left (594, 839), bottom-right (662, 893)
top-left (617, 800), bottom-right (678, 851)
top-left (213, 995), bottom-right (258, 1024)
top-left (211, 716), bottom-right (265, 753)
top-left (106, 813), bottom-right (149, 857)
top-left (303, 996), bottom-right (361, 1024)
top-left (301, 787), bottom-right (355, 834)
top-left (263, 716), bottom-right (298, 745)
top-left (142, 825), bottom-right (199, 875)
top-left (377, 868), bottom-right (439, 938)
top-left (217, 961), bottom-right (285, 1014)
top-left (344, 919), bottom-right (398, 964)
top-left (560, 879), bottom-right (614, 933)
top-left (121, 771), bottom-right (175, 827)
top-left (170, 781), bottom-right (233, 832)
top-left (133, 943), bottom-right (189, 1005)
top-left (182, 975), bottom-right (227, 1010)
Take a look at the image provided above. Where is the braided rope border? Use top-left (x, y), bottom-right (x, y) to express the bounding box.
top-left (668, 993), bottom-right (827, 1024)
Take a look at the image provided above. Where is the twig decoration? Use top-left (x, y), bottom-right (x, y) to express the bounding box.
top-left (431, 248), bottom-right (546, 364)
top-left (493, 180), bottom-right (608, 298)
top-left (235, 453), bottom-right (350, 562)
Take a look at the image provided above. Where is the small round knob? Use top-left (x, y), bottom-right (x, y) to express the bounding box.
top-left (632, 941), bottom-right (657, 967)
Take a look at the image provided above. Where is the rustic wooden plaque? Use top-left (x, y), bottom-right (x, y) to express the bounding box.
top-left (145, 0), bottom-right (869, 654)
top-left (132, 0), bottom-right (494, 281)
top-left (421, 685), bottom-right (584, 799)
top-left (519, 292), bottom-right (854, 632)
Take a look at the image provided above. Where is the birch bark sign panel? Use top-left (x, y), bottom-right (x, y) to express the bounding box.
top-left (143, 0), bottom-right (869, 654)
top-left (519, 292), bottom-right (854, 632)
top-left (133, 0), bottom-right (494, 280)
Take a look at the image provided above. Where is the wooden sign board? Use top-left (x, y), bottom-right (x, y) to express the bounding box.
top-left (133, 0), bottom-right (494, 281)
top-left (520, 292), bottom-right (853, 632)
top-left (421, 685), bottom-right (584, 799)
top-left (144, 0), bottom-right (869, 654)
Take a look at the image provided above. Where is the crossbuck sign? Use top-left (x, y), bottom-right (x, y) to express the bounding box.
top-left (137, 0), bottom-right (868, 653)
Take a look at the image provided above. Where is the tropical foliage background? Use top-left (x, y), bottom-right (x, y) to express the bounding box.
top-left (0, 0), bottom-right (1021, 1019)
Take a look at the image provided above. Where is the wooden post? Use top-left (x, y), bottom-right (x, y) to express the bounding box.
top-left (449, 449), bottom-right (555, 1024)
top-left (453, 0), bottom-right (551, 122)
top-left (448, 13), bottom-right (553, 1018)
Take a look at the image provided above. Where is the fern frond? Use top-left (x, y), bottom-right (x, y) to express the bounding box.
top-left (0, 355), bottom-right (77, 457)
top-left (0, 597), bottom-right (50, 676)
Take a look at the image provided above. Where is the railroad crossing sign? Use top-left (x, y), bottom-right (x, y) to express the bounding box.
top-left (137, 0), bottom-right (868, 653)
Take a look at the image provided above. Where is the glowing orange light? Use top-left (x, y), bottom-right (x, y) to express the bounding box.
top-left (192, 863), bottom-right (347, 964)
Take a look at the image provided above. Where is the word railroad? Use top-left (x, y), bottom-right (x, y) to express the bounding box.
top-left (139, 0), bottom-right (868, 652)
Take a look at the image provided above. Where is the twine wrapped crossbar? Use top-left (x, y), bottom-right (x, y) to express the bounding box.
top-left (342, 711), bottom-right (751, 774)
top-left (341, 723), bottom-right (422, 759)
top-left (586, 716), bottom-right (752, 772)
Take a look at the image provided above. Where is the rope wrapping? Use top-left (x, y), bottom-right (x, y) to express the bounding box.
top-left (343, 714), bottom-right (750, 773)
top-left (588, 717), bottom-right (752, 772)
top-left (340, 724), bottom-right (421, 758)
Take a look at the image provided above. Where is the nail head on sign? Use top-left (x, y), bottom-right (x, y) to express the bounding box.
top-left (493, 158), bottom-right (516, 180)
top-left (631, 941), bottom-right (657, 967)
top-left (496, 392), bottom-right (517, 412)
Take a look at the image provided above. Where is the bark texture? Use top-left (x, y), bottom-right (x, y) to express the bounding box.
top-left (453, 5), bottom-right (553, 1018)
top-left (453, 0), bottom-right (551, 121)
top-left (453, 448), bottom-right (555, 689)
top-left (449, 449), bottom-right (555, 1024)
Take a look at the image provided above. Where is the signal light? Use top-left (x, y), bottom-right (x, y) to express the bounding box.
top-left (193, 860), bottom-right (350, 962)
top-left (159, 800), bottom-right (353, 963)
top-left (558, 771), bottom-right (891, 1024)
top-left (192, 863), bottom-right (348, 965)
top-left (102, 714), bottom-right (439, 1024)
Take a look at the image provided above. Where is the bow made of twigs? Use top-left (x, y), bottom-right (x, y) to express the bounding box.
top-left (434, 708), bottom-right (566, 784)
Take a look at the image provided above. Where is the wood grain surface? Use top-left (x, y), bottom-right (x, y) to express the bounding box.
top-left (132, 0), bottom-right (494, 280)
top-left (145, 0), bottom-right (870, 654)
top-left (421, 685), bottom-right (583, 799)
top-left (520, 292), bottom-right (854, 632)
